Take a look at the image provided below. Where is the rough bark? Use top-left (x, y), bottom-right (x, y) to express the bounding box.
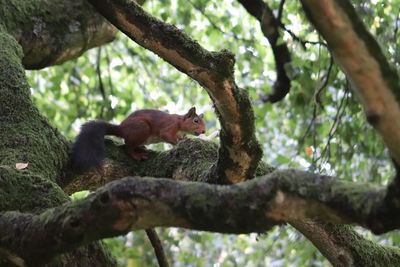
top-left (63, 139), bottom-right (400, 234)
top-left (3, 148), bottom-right (400, 264)
top-left (0, 4), bottom-right (116, 266)
top-left (87, 0), bottom-right (263, 184)
top-left (62, 137), bottom-right (400, 266)
top-left (1, 0), bottom-right (117, 69)
top-left (0, 0), bottom-right (400, 266)
top-left (290, 220), bottom-right (400, 267)
top-left (63, 139), bottom-right (272, 192)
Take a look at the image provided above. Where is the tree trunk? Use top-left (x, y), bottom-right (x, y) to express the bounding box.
top-left (0, 0), bottom-right (117, 265)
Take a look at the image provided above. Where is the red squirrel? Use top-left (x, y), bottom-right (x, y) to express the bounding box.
top-left (71, 107), bottom-right (206, 173)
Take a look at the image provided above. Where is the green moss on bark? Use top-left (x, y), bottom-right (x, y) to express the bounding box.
top-left (104, 137), bottom-right (272, 184)
top-left (0, 27), bottom-right (116, 265)
top-left (326, 223), bottom-right (400, 267)
top-left (0, 30), bottom-right (70, 211)
top-left (1, 0), bottom-right (116, 69)
top-left (105, 138), bottom-right (218, 181)
top-left (0, 30), bottom-right (70, 213)
top-left (0, 31), bottom-right (69, 184)
top-left (0, 167), bottom-right (67, 212)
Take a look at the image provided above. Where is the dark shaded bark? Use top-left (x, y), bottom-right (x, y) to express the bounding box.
top-left (237, 0), bottom-right (292, 103)
top-left (290, 220), bottom-right (400, 267)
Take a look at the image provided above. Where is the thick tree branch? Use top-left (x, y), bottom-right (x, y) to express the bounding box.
top-left (63, 139), bottom-right (272, 192)
top-left (289, 220), bottom-right (353, 266)
top-left (65, 139), bottom-right (400, 234)
top-left (63, 133), bottom-right (400, 240)
top-left (1, 0), bottom-right (117, 69)
top-left (290, 220), bottom-right (400, 266)
top-left (300, 0), bottom-right (400, 165)
top-left (87, 0), bottom-right (262, 184)
top-left (237, 0), bottom-right (292, 103)
top-left (2, 0), bottom-right (399, 265)
top-left (4, 169), bottom-right (400, 263)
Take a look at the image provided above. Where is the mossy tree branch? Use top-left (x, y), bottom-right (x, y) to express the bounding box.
top-left (0, 13), bottom-right (116, 265)
top-left (290, 220), bottom-right (400, 266)
top-left (65, 144), bottom-right (400, 235)
top-left (64, 137), bottom-right (400, 266)
top-left (63, 139), bottom-right (242, 192)
top-left (87, 0), bottom-right (262, 184)
top-left (3, 166), bottom-right (400, 264)
top-left (1, 0), bottom-right (117, 69)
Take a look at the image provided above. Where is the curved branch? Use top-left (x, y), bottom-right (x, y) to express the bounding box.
top-left (5, 168), bottom-right (400, 263)
top-left (64, 138), bottom-right (400, 234)
top-left (237, 0), bottom-right (292, 103)
top-left (300, 0), bottom-right (400, 165)
top-left (1, 0), bottom-right (117, 69)
top-left (102, 168), bottom-right (400, 234)
top-left (87, 0), bottom-right (262, 183)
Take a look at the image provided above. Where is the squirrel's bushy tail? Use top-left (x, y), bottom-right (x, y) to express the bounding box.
top-left (71, 120), bottom-right (120, 173)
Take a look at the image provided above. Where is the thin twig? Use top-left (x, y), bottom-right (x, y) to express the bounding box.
top-left (146, 229), bottom-right (170, 267)
top-left (96, 47), bottom-right (107, 118)
top-left (277, 0), bottom-right (286, 23)
top-left (315, 56), bottom-right (334, 109)
top-left (316, 83), bottom-right (350, 169)
top-left (105, 47), bottom-right (115, 99)
top-left (279, 24), bottom-right (328, 49)
top-left (96, 47), bottom-right (106, 100)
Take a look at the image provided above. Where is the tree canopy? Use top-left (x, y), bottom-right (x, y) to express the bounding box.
top-left (1, 0), bottom-right (400, 266)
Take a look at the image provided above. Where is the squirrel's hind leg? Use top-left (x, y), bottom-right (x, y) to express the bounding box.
top-left (121, 120), bottom-right (151, 161)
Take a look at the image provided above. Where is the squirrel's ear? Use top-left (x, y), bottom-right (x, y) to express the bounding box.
top-left (199, 113), bottom-right (204, 118)
top-left (185, 107), bottom-right (196, 118)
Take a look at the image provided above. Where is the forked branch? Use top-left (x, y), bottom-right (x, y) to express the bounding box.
top-left (87, 0), bottom-right (262, 183)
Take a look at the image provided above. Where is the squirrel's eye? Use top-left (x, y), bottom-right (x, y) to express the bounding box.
top-left (193, 118), bottom-right (199, 123)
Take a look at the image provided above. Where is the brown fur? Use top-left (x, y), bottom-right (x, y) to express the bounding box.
top-left (118, 107), bottom-right (206, 160)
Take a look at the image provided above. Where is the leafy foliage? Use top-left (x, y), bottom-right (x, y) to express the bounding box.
top-left (26, 0), bottom-right (400, 265)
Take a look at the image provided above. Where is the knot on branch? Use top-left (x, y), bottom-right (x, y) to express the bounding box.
top-left (210, 49), bottom-right (235, 78)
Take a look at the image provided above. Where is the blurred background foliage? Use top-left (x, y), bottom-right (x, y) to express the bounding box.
top-left (27, 0), bottom-right (400, 266)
